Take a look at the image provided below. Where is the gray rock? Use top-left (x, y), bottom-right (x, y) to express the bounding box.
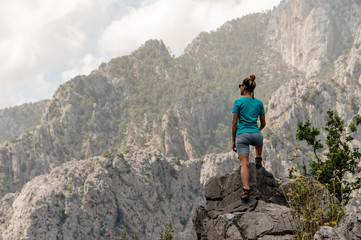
top-left (237, 201), bottom-right (293, 239)
top-left (336, 196), bottom-right (361, 240)
top-left (314, 226), bottom-right (347, 240)
top-left (258, 236), bottom-right (293, 240)
top-left (204, 164), bottom-right (277, 218)
top-left (193, 163), bottom-right (294, 240)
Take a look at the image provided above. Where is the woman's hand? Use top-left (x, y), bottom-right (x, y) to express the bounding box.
top-left (232, 141), bottom-right (237, 152)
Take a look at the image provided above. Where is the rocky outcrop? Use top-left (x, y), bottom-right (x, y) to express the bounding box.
top-left (0, 150), bottom-right (240, 240)
top-left (193, 163), bottom-right (361, 240)
top-left (193, 163), bottom-right (294, 239)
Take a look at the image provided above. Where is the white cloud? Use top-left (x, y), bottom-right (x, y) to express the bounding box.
top-left (99, 0), bottom-right (281, 58)
top-left (0, 0), bottom-right (281, 109)
top-left (0, 0), bottom-right (126, 109)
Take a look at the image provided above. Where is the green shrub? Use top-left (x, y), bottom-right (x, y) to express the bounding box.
top-left (296, 110), bottom-right (361, 203)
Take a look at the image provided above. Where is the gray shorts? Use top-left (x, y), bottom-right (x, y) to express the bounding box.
top-left (236, 132), bottom-right (263, 156)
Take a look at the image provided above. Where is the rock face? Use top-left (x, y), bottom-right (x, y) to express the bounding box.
top-left (266, 0), bottom-right (361, 77)
top-left (193, 163), bottom-right (361, 240)
top-left (263, 76), bottom-right (361, 178)
top-left (162, 91), bottom-right (227, 160)
top-left (193, 163), bottom-right (294, 239)
top-left (0, 150), bottom-right (240, 240)
top-left (335, 25), bottom-right (361, 85)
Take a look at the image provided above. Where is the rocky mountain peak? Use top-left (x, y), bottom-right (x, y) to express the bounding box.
top-left (184, 32), bottom-right (210, 56)
top-left (135, 39), bottom-right (170, 56)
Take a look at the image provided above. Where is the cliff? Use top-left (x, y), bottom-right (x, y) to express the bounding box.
top-left (266, 0), bottom-right (361, 77)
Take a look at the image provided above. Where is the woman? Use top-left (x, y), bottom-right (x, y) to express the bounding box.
top-left (231, 74), bottom-right (266, 201)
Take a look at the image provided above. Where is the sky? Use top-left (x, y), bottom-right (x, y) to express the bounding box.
top-left (0, 0), bottom-right (282, 109)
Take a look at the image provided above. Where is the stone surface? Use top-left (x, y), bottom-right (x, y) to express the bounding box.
top-left (335, 196), bottom-right (361, 240)
top-left (314, 226), bottom-right (347, 240)
top-left (195, 166), bottom-right (361, 240)
top-left (193, 163), bottom-right (294, 240)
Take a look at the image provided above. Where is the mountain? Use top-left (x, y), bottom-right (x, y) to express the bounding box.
top-left (0, 100), bottom-right (49, 142)
top-left (0, 151), bottom-right (239, 239)
top-left (0, 10), bottom-right (296, 199)
top-left (0, 0), bottom-right (361, 238)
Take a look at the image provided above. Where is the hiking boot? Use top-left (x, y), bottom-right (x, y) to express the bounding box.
top-left (255, 157), bottom-right (263, 169)
top-left (241, 188), bottom-right (250, 201)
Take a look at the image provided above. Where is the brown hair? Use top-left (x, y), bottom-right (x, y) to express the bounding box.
top-left (242, 74), bottom-right (257, 99)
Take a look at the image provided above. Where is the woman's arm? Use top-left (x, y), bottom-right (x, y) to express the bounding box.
top-left (232, 113), bottom-right (238, 152)
top-left (259, 114), bottom-right (266, 131)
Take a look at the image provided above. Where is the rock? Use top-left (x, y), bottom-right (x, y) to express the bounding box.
top-left (162, 91), bottom-right (228, 160)
top-left (335, 196), bottom-right (361, 239)
top-left (193, 163), bottom-right (294, 239)
top-left (237, 201), bottom-right (293, 239)
top-left (314, 226), bottom-right (347, 240)
top-left (204, 164), bottom-right (277, 218)
top-left (195, 162), bottom-right (361, 239)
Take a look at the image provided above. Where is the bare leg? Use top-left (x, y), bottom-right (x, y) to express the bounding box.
top-left (239, 154), bottom-right (250, 189)
top-left (255, 142), bottom-right (263, 157)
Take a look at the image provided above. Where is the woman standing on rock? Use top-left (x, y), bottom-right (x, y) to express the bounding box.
top-left (231, 74), bottom-right (266, 201)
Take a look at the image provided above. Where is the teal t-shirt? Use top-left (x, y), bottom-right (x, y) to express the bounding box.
top-left (232, 97), bottom-right (265, 135)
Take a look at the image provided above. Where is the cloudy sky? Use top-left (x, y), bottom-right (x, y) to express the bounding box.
top-left (0, 0), bottom-right (281, 109)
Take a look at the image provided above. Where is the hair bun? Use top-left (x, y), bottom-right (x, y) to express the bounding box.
top-left (249, 74), bottom-right (256, 81)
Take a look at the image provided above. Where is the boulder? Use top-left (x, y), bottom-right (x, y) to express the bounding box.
top-left (193, 163), bottom-right (294, 239)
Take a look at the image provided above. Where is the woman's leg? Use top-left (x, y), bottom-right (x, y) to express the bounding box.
top-left (255, 142), bottom-right (263, 158)
top-left (239, 154), bottom-right (250, 189)
top-left (254, 134), bottom-right (263, 168)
